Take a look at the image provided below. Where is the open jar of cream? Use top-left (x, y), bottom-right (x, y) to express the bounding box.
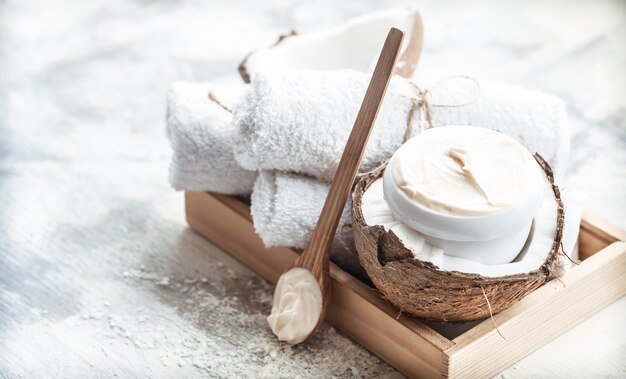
top-left (383, 125), bottom-right (545, 265)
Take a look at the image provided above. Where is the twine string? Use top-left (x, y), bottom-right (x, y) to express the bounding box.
top-left (559, 241), bottom-right (580, 265)
top-left (208, 91), bottom-right (232, 113)
top-left (481, 286), bottom-right (507, 341)
top-left (403, 75), bottom-right (481, 138)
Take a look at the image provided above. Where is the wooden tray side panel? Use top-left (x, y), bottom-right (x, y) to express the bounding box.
top-left (579, 212), bottom-right (626, 260)
top-left (186, 192), bottom-right (293, 283)
top-left (328, 276), bottom-right (444, 378)
top-left (185, 192), bottom-right (448, 379)
top-left (444, 241), bottom-right (626, 378)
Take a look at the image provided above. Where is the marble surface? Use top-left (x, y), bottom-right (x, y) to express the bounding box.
top-left (1, 0), bottom-right (625, 377)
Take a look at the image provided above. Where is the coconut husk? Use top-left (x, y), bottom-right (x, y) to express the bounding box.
top-left (351, 153), bottom-right (565, 322)
top-left (238, 30), bottom-right (297, 83)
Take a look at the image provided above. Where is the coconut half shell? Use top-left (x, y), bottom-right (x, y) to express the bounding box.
top-left (351, 154), bottom-right (565, 322)
top-left (238, 8), bottom-right (424, 83)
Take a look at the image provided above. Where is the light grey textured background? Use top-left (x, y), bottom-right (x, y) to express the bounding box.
top-left (1, 0), bottom-right (624, 377)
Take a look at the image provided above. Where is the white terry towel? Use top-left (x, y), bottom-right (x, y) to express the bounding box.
top-left (233, 70), bottom-right (569, 181)
top-left (251, 170), bottom-right (366, 278)
top-left (251, 170), bottom-right (351, 249)
top-left (167, 82), bottom-right (257, 195)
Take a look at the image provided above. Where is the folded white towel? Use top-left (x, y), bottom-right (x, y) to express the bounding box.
top-left (251, 170), bottom-right (366, 278)
top-left (250, 170), bottom-right (351, 249)
top-left (167, 82), bottom-right (257, 194)
top-left (233, 70), bottom-right (569, 181)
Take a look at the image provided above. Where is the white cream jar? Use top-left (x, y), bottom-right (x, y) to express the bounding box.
top-left (383, 125), bottom-right (544, 265)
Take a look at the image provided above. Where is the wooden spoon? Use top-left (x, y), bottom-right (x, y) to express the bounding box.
top-left (270, 28), bottom-right (405, 343)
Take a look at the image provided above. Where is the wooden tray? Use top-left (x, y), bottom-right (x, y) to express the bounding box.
top-left (185, 191), bottom-right (626, 378)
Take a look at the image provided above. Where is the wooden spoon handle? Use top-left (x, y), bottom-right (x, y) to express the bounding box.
top-left (297, 28), bottom-right (405, 274)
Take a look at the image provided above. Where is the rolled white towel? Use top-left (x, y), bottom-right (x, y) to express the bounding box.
top-left (250, 170), bottom-right (351, 249)
top-left (233, 70), bottom-right (569, 181)
top-left (429, 79), bottom-right (569, 180)
top-left (233, 70), bottom-right (412, 180)
top-left (167, 82), bottom-right (257, 194)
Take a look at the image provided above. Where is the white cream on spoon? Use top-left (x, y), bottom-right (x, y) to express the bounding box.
top-left (267, 268), bottom-right (323, 344)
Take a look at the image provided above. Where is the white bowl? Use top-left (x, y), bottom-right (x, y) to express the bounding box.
top-left (382, 127), bottom-right (545, 265)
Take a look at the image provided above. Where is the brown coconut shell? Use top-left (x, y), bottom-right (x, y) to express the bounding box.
top-left (351, 154), bottom-right (565, 322)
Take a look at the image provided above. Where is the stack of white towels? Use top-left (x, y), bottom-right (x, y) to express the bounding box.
top-left (167, 70), bottom-right (571, 272)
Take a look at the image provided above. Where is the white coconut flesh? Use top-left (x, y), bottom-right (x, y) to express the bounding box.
top-left (361, 178), bottom-right (583, 277)
top-left (243, 8), bottom-right (420, 76)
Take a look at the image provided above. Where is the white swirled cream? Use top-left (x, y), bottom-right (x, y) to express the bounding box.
top-left (391, 126), bottom-right (537, 216)
top-left (267, 267), bottom-right (322, 345)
